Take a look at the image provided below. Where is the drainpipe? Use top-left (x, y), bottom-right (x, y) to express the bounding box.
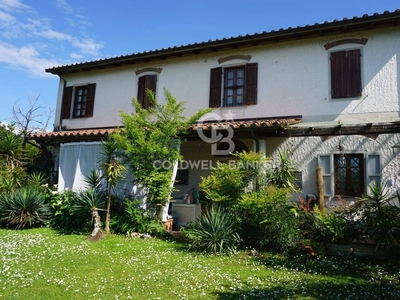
top-left (57, 74), bottom-right (67, 131)
top-left (251, 130), bottom-right (259, 152)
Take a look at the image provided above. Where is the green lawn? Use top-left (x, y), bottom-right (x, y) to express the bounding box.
top-left (0, 228), bottom-right (399, 299)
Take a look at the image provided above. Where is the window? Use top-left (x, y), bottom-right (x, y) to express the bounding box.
top-left (175, 169), bottom-right (189, 185)
top-left (330, 49), bottom-right (362, 99)
top-left (318, 153), bottom-right (380, 198)
top-left (334, 154), bottom-right (364, 197)
top-left (61, 84), bottom-right (96, 119)
top-left (138, 75), bottom-right (157, 109)
top-left (293, 171), bottom-right (303, 190)
top-left (209, 63), bottom-right (257, 107)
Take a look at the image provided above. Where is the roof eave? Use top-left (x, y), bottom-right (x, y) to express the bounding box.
top-left (45, 10), bottom-right (400, 75)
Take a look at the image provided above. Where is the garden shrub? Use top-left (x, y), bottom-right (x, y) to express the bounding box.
top-left (0, 187), bottom-right (50, 229)
top-left (182, 204), bottom-right (241, 254)
top-left (199, 162), bottom-right (246, 207)
top-left (110, 198), bottom-right (150, 233)
top-left (49, 189), bottom-right (91, 231)
top-left (236, 186), bottom-right (301, 253)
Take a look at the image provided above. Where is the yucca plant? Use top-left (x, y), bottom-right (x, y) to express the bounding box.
top-left (0, 187), bottom-right (50, 229)
top-left (71, 188), bottom-right (106, 236)
top-left (26, 171), bottom-right (48, 188)
top-left (360, 182), bottom-right (400, 251)
top-left (184, 204), bottom-right (241, 254)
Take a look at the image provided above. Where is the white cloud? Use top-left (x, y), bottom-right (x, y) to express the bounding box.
top-left (70, 52), bottom-right (83, 59)
top-left (71, 38), bottom-right (103, 56)
top-left (39, 29), bottom-right (71, 41)
top-left (0, 41), bottom-right (60, 77)
top-left (0, 10), bottom-right (14, 23)
top-left (55, 0), bottom-right (73, 14)
top-left (0, 0), bottom-right (105, 76)
top-left (0, 0), bottom-right (31, 12)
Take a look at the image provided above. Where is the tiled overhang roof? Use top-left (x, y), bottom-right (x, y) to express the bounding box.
top-left (192, 117), bottom-right (302, 131)
top-left (28, 128), bottom-right (118, 142)
top-left (46, 9), bottom-right (400, 75)
top-left (28, 117), bottom-right (302, 143)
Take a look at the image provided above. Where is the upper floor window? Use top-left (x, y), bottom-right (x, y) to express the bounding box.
top-left (137, 75), bottom-right (157, 109)
top-left (209, 63), bottom-right (257, 108)
top-left (330, 49), bottom-right (362, 99)
top-left (61, 84), bottom-right (96, 120)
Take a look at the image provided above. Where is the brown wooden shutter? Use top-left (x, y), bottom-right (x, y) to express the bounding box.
top-left (331, 50), bottom-right (361, 98)
top-left (61, 86), bottom-right (73, 120)
top-left (85, 83), bottom-right (96, 117)
top-left (209, 67), bottom-right (222, 107)
top-left (138, 76), bottom-right (145, 108)
top-left (145, 75), bottom-right (157, 109)
top-left (245, 63), bottom-right (258, 105)
top-left (138, 75), bottom-right (157, 109)
top-left (347, 49), bottom-right (361, 97)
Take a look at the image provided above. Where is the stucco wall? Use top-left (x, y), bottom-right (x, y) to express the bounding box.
top-left (265, 133), bottom-right (400, 205)
top-left (54, 26), bottom-right (400, 130)
top-left (173, 133), bottom-right (400, 205)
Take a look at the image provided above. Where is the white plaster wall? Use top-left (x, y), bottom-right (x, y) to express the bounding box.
top-left (54, 26), bottom-right (400, 130)
top-left (265, 133), bottom-right (400, 205)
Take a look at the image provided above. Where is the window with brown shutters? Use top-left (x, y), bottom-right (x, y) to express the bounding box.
top-left (209, 63), bottom-right (257, 107)
top-left (61, 84), bottom-right (96, 120)
top-left (138, 75), bottom-right (157, 109)
top-left (330, 49), bottom-right (361, 99)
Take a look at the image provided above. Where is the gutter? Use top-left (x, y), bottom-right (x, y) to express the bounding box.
top-left (57, 74), bottom-right (67, 131)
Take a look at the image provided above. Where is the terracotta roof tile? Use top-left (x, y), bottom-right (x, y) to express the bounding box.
top-left (192, 118), bottom-right (302, 131)
top-left (28, 128), bottom-right (117, 141)
top-left (28, 117), bottom-right (301, 142)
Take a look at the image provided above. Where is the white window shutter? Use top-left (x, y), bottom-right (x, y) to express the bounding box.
top-left (318, 154), bottom-right (334, 198)
top-left (366, 153), bottom-right (381, 193)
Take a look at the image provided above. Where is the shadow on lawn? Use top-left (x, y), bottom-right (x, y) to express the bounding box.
top-left (213, 254), bottom-right (400, 299)
top-left (214, 280), bottom-right (400, 299)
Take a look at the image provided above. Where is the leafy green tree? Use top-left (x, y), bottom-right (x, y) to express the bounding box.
top-left (115, 88), bottom-right (211, 219)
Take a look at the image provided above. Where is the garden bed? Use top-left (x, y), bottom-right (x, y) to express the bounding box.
top-left (325, 243), bottom-right (389, 260)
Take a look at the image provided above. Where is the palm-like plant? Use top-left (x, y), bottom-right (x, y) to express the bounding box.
top-left (84, 170), bottom-right (104, 191)
top-left (0, 187), bottom-right (50, 229)
top-left (98, 137), bottom-right (126, 234)
top-left (26, 171), bottom-right (48, 188)
top-left (0, 132), bottom-right (22, 169)
top-left (268, 149), bottom-right (298, 191)
top-left (361, 182), bottom-right (400, 251)
top-left (186, 205), bottom-right (241, 254)
top-left (71, 187), bottom-right (106, 236)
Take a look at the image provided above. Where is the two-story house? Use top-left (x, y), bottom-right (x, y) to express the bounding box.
top-left (30, 9), bottom-right (400, 223)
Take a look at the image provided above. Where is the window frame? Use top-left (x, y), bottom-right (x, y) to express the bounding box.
top-left (318, 152), bottom-right (381, 199)
top-left (61, 83), bottom-right (96, 120)
top-left (329, 47), bottom-right (363, 99)
top-left (209, 62), bottom-right (258, 108)
top-left (73, 86), bottom-right (88, 118)
top-left (333, 153), bottom-right (364, 197)
top-left (137, 74), bottom-right (157, 109)
top-left (175, 169), bottom-right (189, 185)
top-left (223, 66), bottom-right (245, 106)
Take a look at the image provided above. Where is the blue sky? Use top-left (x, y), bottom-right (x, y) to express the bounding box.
top-left (0, 0), bottom-right (398, 129)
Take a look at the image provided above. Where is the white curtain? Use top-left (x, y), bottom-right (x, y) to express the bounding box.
top-left (58, 142), bottom-right (103, 192)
